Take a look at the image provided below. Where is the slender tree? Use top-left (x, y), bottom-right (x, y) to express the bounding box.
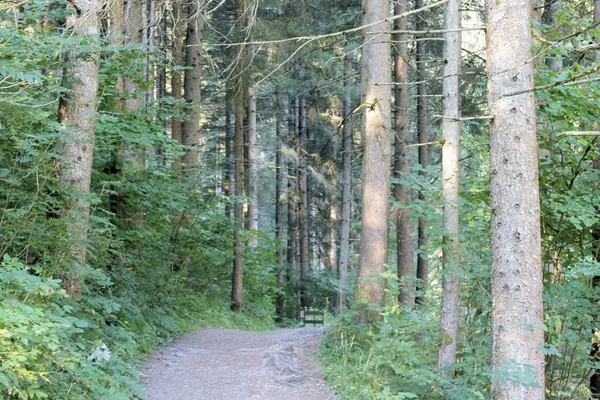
top-left (57, 0), bottom-right (100, 299)
top-left (181, 0), bottom-right (204, 170)
top-left (231, 0), bottom-right (247, 312)
top-left (337, 56), bottom-right (353, 313)
top-left (487, 0), bottom-right (545, 397)
top-left (171, 0), bottom-right (185, 149)
top-left (298, 97), bottom-right (310, 306)
top-left (355, 0), bottom-right (392, 323)
top-left (415, 0), bottom-right (429, 306)
top-left (438, 0), bottom-right (461, 376)
top-left (247, 86), bottom-right (258, 246)
top-left (275, 88), bottom-right (286, 318)
top-left (393, 0), bottom-right (414, 305)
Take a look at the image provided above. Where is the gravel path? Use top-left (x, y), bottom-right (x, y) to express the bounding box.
top-left (141, 327), bottom-right (337, 400)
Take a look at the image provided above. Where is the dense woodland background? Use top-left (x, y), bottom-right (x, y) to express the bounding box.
top-left (1, 0), bottom-right (600, 398)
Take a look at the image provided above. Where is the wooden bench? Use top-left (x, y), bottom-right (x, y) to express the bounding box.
top-left (300, 307), bottom-right (325, 327)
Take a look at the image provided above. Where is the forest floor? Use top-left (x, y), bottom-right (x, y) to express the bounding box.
top-left (141, 326), bottom-right (337, 400)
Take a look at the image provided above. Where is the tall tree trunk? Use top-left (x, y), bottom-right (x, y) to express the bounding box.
top-left (275, 89), bottom-right (286, 319)
top-left (231, 82), bottom-right (245, 312)
top-left (487, 0), bottom-right (545, 397)
top-left (171, 0), bottom-right (184, 150)
top-left (299, 97), bottom-right (310, 307)
top-left (438, 0), bottom-right (462, 376)
top-left (393, 0), bottom-right (414, 306)
top-left (337, 56), bottom-right (353, 313)
top-left (224, 90), bottom-right (235, 218)
top-left (57, 0), bottom-right (100, 299)
top-left (181, 0), bottom-right (204, 171)
top-left (590, 1), bottom-right (600, 396)
top-left (355, 0), bottom-right (392, 324)
top-left (231, 0), bottom-right (247, 312)
top-left (247, 86), bottom-right (258, 246)
top-left (415, 0), bottom-right (429, 306)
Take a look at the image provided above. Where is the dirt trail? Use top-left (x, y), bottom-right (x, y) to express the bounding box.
top-left (141, 327), bottom-right (337, 400)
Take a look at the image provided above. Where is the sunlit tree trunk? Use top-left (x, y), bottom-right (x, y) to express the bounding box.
top-left (181, 0), bottom-right (204, 171)
top-left (415, 0), bottom-right (429, 306)
top-left (57, 0), bottom-right (100, 299)
top-left (487, 0), bottom-right (545, 397)
top-left (337, 56), bottom-right (353, 313)
top-left (438, 0), bottom-right (461, 376)
top-left (355, 0), bottom-right (392, 323)
top-left (393, 0), bottom-right (414, 306)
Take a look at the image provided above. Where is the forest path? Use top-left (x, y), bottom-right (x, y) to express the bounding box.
top-left (141, 326), bottom-right (337, 400)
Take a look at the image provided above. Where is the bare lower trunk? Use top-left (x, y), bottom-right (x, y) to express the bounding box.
top-left (487, 0), bottom-right (545, 397)
top-left (181, 0), bottom-right (204, 171)
top-left (415, 0), bottom-right (429, 306)
top-left (393, 0), bottom-right (414, 306)
top-left (438, 0), bottom-right (461, 376)
top-left (355, 0), bottom-right (392, 324)
top-left (57, 0), bottom-right (100, 299)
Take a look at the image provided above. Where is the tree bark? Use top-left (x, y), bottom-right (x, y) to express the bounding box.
top-left (487, 0), bottom-right (545, 397)
top-left (337, 56), bottom-right (353, 313)
top-left (438, 0), bottom-right (461, 377)
top-left (299, 97), bottom-right (310, 307)
top-left (393, 0), bottom-right (414, 306)
top-left (224, 90), bottom-right (235, 218)
top-left (247, 86), bottom-right (258, 246)
top-left (181, 0), bottom-right (204, 171)
top-left (57, 0), bottom-right (100, 299)
top-left (355, 0), bottom-right (392, 324)
top-left (171, 0), bottom-right (185, 149)
top-left (415, 0), bottom-right (429, 306)
top-left (275, 89), bottom-right (286, 319)
top-left (231, 0), bottom-right (247, 313)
